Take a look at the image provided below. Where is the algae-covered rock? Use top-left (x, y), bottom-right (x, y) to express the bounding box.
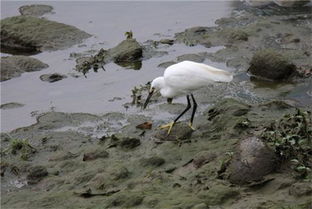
top-left (154, 122), bottom-right (194, 142)
top-left (1, 56), bottom-right (48, 81)
top-left (1, 16), bottom-right (91, 54)
top-left (0, 102), bottom-right (25, 109)
top-left (158, 61), bottom-right (177, 68)
top-left (140, 156), bottom-right (165, 167)
top-left (19, 4), bottom-right (53, 17)
top-left (109, 39), bottom-right (143, 65)
top-left (248, 49), bottom-right (296, 80)
top-left (83, 149), bottom-right (109, 161)
top-left (27, 165), bottom-right (48, 184)
top-left (227, 136), bottom-right (278, 184)
top-left (289, 182), bottom-right (312, 197)
top-left (177, 53), bottom-right (206, 63)
top-left (40, 73), bottom-right (67, 83)
top-left (75, 38), bottom-right (143, 74)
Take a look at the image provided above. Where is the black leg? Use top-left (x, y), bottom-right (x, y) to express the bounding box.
top-left (190, 94), bottom-right (197, 125)
top-left (174, 95), bottom-right (191, 123)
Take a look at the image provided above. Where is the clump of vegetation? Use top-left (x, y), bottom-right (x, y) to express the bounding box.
top-left (261, 109), bottom-right (312, 178)
top-left (125, 30), bottom-right (133, 39)
top-left (10, 139), bottom-right (37, 161)
top-left (130, 82), bottom-right (151, 105)
top-left (75, 48), bottom-right (107, 75)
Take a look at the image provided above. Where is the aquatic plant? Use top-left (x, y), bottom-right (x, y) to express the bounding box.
top-left (10, 139), bottom-right (37, 161)
top-left (261, 109), bottom-right (312, 178)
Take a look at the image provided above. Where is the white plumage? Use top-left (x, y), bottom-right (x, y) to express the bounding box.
top-left (151, 61), bottom-right (233, 98)
top-left (143, 60), bottom-right (233, 135)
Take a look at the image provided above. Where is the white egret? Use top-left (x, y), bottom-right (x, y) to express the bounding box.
top-left (143, 60), bottom-right (233, 135)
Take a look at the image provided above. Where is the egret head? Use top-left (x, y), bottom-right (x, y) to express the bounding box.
top-left (143, 77), bottom-right (165, 109)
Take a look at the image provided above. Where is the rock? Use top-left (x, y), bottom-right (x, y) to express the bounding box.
top-left (0, 102), bottom-right (25, 109)
top-left (1, 16), bottom-right (91, 54)
top-left (193, 151), bottom-right (217, 168)
top-left (227, 136), bottom-right (278, 184)
top-left (248, 49), bottom-right (296, 80)
top-left (119, 137), bottom-right (141, 150)
top-left (154, 122), bottom-right (194, 142)
top-left (40, 73), bottom-right (67, 82)
top-left (226, 29), bottom-right (249, 42)
top-left (175, 26), bottom-right (214, 47)
top-left (1, 56), bottom-right (48, 81)
top-left (83, 149), bottom-right (109, 161)
top-left (109, 166), bottom-right (130, 180)
top-left (140, 156), bottom-right (165, 167)
top-left (19, 4), bottom-right (53, 17)
top-left (289, 182), bottom-right (312, 197)
top-left (27, 165), bottom-right (48, 184)
top-left (177, 53), bottom-right (206, 63)
top-left (123, 195), bottom-right (144, 208)
top-left (159, 39), bottom-right (174, 45)
top-left (158, 61), bottom-right (177, 68)
top-left (75, 38), bottom-right (143, 73)
top-left (109, 39), bottom-right (143, 67)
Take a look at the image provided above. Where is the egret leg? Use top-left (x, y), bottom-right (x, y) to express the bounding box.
top-left (189, 94), bottom-right (197, 130)
top-left (160, 95), bottom-right (191, 135)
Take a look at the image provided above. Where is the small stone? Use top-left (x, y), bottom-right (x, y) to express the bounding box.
top-left (27, 165), bottom-right (48, 184)
top-left (119, 137), bottom-right (141, 149)
top-left (141, 156), bottom-right (165, 167)
top-left (136, 121), bottom-right (152, 130)
top-left (289, 182), bottom-right (312, 197)
top-left (83, 149), bottom-right (109, 161)
top-left (40, 73), bottom-right (67, 82)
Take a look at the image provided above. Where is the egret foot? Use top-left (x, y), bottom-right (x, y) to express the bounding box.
top-left (188, 122), bottom-right (196, 131)
top-left (159, 121), bottom-right (175, 135)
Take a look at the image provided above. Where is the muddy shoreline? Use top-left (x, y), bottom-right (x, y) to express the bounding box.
top-left (1, 2), bottom-right (312, 209)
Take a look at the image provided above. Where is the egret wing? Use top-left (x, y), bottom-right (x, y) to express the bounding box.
top-left (164, 61), bottom-right (232, 92)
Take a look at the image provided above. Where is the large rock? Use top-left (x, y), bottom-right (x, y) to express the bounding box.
top-left (1, 56), bottom-right (48, 81)
top-left (248, 49), bottom-right (296, 80)
top-left (1, 16), bottom-right (91, 54)
top-left (75, 38), bottom-right (143, 74)
top-left (19, 4), bottom-right (53, 17)
top-left (227, 136), bottom-right (278, 184)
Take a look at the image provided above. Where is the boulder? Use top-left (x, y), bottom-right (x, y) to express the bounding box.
top-left (227, 136), bottom-right (278, 184)
top-left (1, 16), bottom-right (91, 54)
top-left (1, 56), bottom-right (48, 81)
top-left (248, 49), bottom-right (296, 80)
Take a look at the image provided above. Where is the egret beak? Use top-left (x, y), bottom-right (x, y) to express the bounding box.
top-left (143, 88), bottom-right (154, 109)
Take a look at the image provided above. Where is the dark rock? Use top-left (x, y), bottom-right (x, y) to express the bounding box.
top-left (158, 61), bottom-right (177, 68)
top-left (0, 102), bottom-right (25, 109)
top-left (193, 151), bottom-right (217, 168)
top-left (289, 182), bottom-right (312, 197)
top-left (177, 53), bottom-right (206, 63)
top-left (140, 156), bottom-right (165, 167)
top-left (1, 16), bottom-right (91, 54)
top-left (83, 149), bottom-right (109, 161)
top-left (27, 165), bottom-right (48, 184)
top-left (154, 122), bottom-right (194, 142)
top-left (1, 56), bottom-right (48, 81)
top-left (159, 39), bottom-right (174, 45)
top-left (248, 49), bottom-right (296, 80)
top-left (40, 73), bottom-right (67, 82)
top-left (109, 39), bottom-right (143, 66)
top-left (19, 4), bottom-right (53, 17)
top-left (227, 136), bottom-right (278, 184)
top-left (119, 137), bottom-right (141, 149)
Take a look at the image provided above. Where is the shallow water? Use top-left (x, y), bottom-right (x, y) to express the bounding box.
top-left (1, 1), bottom-right (311, 132)
top-left (1, 1), bottom-right (237, 132)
